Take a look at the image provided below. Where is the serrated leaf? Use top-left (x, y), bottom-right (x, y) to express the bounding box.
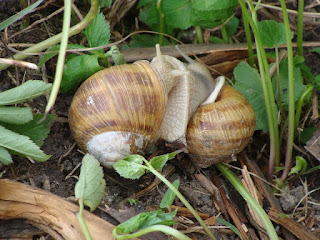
top-left (38, 44), bottom-right (86, 68)
top-left (1, 114), bottom-right (56, 147)
top-left (258, 20), bottom-right (293, 48)
top-left (192, 0), bottom-right (237, 11)
top-left (233, 62), bottom-right (269, 131)
top-left (61, 54), bottom-right (104, 92)
top-left (75, 154), bottom-right (106, 211)
top-left (83, 12), bottom-right (110, 53)
top-left (116, 210), bottom-right (177, 234)
top-left (0, 107), bottom-right (33, 124)
top-left (113, 155), bottom-right (145, 179)
top-left (162, 0), bottom-right (192, 29)
top-left (160, 179), bottom-right (180, 209)
top-left (149, 152), bottom-right (178, 171)
top-left (0, 80), bottom-right (52, 106)
top-left (0, 125), bottom-right (50, 161)
top-left (0, 146), bottom-right (12, 165)
top-left (272, 58), bottom-right (306, 104)
top-left (0, 0), bottom-right (43, 31)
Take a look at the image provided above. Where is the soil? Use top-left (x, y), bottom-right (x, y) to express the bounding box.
top-left (0, 1), bottom-right (320, 240)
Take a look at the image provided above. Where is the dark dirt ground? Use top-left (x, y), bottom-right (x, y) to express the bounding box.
top-left (0, 0), bottom-right (320, 240)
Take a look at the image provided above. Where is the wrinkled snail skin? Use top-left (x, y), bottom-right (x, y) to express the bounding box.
top-left (68, 45), bottom-right (216, 168)
top-left (68, 61), bottom-right (167, 168)
top-left (186, 84), bottom-right (256, 168)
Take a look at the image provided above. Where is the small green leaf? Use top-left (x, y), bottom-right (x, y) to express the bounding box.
top-left (105, 46), bottom-right (126, 65)
top-left (1, 114), bottom-right (56, 147)
top-left (116, 210), bottom-right (177, 234)
top-left (83, 12), bottom-right (110, 53)
top-left (113, 155), bottom-right (146, 179)
top-left (258, 20), bottom-right (293, 48)
top-left (162, 0), bottom-right (192, 29)
top-left (0, 107), bottom-right (33, 124)
top-left (309, 47), bottom-right (320, 53)
top-left (0, 146), bottom-right (12, 165)
top-left (300, 127), bottom-right (317, 144)
top-left (129, 34), bottom-right (170, 48)
top-left (99, 0), bottom-right (112, 7)
top-left (0, 125), bottom-right (50, 161)
top-left (75, 154), bottom-right (106, 211)
top-left (61, 54), bottom-right (104, 92)
top-left (0, 0), bottom-right (43, 31)
top-left (225, 17), bottom-right (239, 37)
top-left (233, 62), bottom-right (269, 131)
top-left (160, 179), bottom-right (180, 209)
top-left (216, 217), bottom-right (243, 240)
top-left (289, 156), bottom-right (307, 176)
top-left (0, 80), bottom-right (52, 106)
top-left (149, 151), bottom-right (178, 171)
top-left (38, 44), bottom-right (86, 68)
top-left (314, 74), bottom-right (320, 90)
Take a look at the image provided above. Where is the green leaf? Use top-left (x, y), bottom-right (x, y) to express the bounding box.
top-left (1, 114), bottom-right (56, 147)
top-left (129, 34), bottom-right (170, 48)
top-left (216, 217), bottom-right (243, 240)
top-left (113, 155), bottom-right (145, 179)
top-left (83, 12), bottom-right (110, 53)
top-left (116, 210), bottom-right (177, 234)
top-left (0, 107), bottom-right (33, 124)
top-left (309, 47), bottom-right (320, 53)
top-left (314, 74), bottom-right (320, 90)
top-left (61, 54), bottom-right (104, 92)
top-left (149, 152), bottom-right (178, 171)
top-left (272, 58), bottom-right (306, 104)
top-left (289, 156), bottom-right (307, 176)
top-left (38, 44), bottom-right (86, 68)
top-left (0, 80), bottom-right (52, 106)
top-left (99, 0), bottom-right (112, 7)
top-left (0, 0), bottom-right (43, 31)
top-left (0, 146), bottom-right (12, 165)
top-left (258, 20), bottom-right (293, 48)
top-left (160, 179), bottom-right (180, 209)
top-left (192, 0), bottom-right (237, 11)
top-left (225, 17), bottom-right (239, 37)
top-left (162, 0), bottom-right (192, 29)
top-left (0, 125), bottom-right (50, 161)
top-left (233, 62), bottom-right (269, 131)
top-left (105, 46), bottom-right (126, 65)
top-left (300, 127), bottom-right (317, 144)
top-left (75, 154), bottom-right (106, 212)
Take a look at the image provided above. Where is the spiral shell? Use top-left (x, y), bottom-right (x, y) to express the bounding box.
top-left (186, 84), bottom-right (255, 168)
top-left (69, 61), bottom-right (167, 168)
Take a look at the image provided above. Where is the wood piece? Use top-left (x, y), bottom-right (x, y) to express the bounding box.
top-left (268, 207), bottom-right (318, 240)
top-left (0, 179), bottom-right (135, 240)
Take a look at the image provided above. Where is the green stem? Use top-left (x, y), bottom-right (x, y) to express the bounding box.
top-left (220, 25), bottom-right (229, 43)
top-left (143, 160), bottom-right (216, 240)
top-left (113, 225), bottom-right (192, 240)
top-left (77, 198), bottom-right (93, 240)
top-left (156, 0), bottom-right (164, 46)
top-left (195, 26), bottom-right (204, 44)
top-left (44, 0), bottom-right (71, 114)
top-left (0, 0), bottom-right (99, 70)
top-left (297, 0), bottom-right (304, 56)
top-left (242, 11), bottom-right (254, 66)
top-left (238, 0), bottom-right (280, 175)
top-left (215, 163), bottom-right (279, 240)
top-left (279, 0), bottom-right (295, 182)
top-left (294, 84), bottom-right (313, 129)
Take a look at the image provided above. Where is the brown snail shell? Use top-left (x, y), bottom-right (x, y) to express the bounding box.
top-left (69, 61), bottom-right (167, 168)
top-left (186, 84), bottom-right (256, 168)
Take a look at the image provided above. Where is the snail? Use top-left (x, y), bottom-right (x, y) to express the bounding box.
top-left (186, 76), bottom-right (256, 168)
top-left (68, 44), bottom-right (215, 168)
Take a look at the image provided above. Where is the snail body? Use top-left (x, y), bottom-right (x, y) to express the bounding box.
top-left (186, 80), bottom-right (256, 168)
top-left (69, 45), bottom-right (215, 168)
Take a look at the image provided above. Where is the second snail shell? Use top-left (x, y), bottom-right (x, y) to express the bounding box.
top-left (186, 84), bottom-right (256, 168)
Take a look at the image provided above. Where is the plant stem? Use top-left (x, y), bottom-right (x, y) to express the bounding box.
top-left (195, 26), bottom-right (204, 44)
top-left (241, 12), bottom-right (254, 66)
top-left (279, 0), bottom-right (295, 182)
top-left (0, 0), bottom-right (99, 71)
top-left (220, 25), bottom-right (229, 43)
top-left (156, 0), bottom-right (164, 46)
top-left (77, 198), bottom-right (93, 240)
top-left (297, 0), bottom-right (304, 56)
top-left (215, 163), bottom-right (279, 240)
top-left (113, 224), bottom-right (193, 240)
top-left (143, 160), bottom-right (216, 240)
top-left (294, 84), bottom-right (313, 129)
top-left (44, 0), bottom-right (71, 115)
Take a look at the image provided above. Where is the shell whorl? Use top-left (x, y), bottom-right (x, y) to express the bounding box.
top-left (186, 84), bottom-right (256, 168)
top-left (68, 61), bottom-right (167, 167)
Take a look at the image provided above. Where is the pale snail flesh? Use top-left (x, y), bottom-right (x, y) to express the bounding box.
top-left (69, 44), bottom-right (216, 168)
top-left (186, 76), bottom-right (256, 168)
